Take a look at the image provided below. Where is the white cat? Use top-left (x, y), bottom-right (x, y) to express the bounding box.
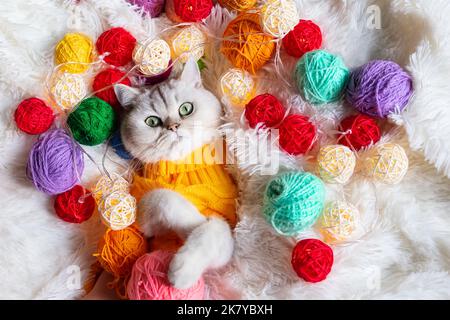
top-left (114, 58), bottom-right (236, 290)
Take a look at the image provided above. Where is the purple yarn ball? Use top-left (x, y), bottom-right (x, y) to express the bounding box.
top-left (127, 0), bottom-right (165, 18)
top-left (346, 60), bottom-right (414, 118)
top-left (27, 129), bottom-right (84, 195)
top-left (134, 61), bottom-right (173, 86)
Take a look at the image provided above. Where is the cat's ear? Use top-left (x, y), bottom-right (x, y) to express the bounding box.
top-left (179, 57), bottom-right (202, 88)
top-left (114, 84), bottom-right (140, 109)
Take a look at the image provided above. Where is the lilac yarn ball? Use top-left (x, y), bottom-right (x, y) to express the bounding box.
top-left (127, 0), bottom-right (165, 18)
top-left (346, 60), bottom-right (414, 118)
top-left (27, 129), bottom-right (84, 195)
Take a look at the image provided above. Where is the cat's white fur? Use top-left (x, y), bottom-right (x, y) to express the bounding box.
top-left (114, 59), bottom-right (234, 289)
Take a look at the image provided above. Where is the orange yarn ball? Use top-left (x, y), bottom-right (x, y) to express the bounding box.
top-left (95, 226), bottom-right (147, 279)
top-left (221, 13), bottom-right (275, 74)
top-left (218, 0), bottom-right (257, 11)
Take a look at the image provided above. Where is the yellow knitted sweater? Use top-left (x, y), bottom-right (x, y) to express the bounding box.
top-left (130, 143), bottom-right (238, 228)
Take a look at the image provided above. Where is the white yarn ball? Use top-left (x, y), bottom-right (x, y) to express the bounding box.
top-left (363, 143), bottom-right (409, 185)
top-left (319, 201), bottom-right (359, 244)
top-left (93, 173), bottom-right (129, 204)
top-left (99, 190), bottom-right (137, 231)
top-left (261, 0), bottom-right (299, 38)
top-left (220, 68), bottom-right (256, 106)
top-left (50, 72), bottom-right (86, 110)
top-left (317, 145), bottom-right (356, 184)
top-left (171, 25), bottom-right (206, 63)
top-left (133, 39), bottom-right (171, 76)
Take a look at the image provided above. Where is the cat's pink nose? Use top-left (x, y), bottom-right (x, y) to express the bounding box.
top-left (167, 123), bottom-right (180, 131)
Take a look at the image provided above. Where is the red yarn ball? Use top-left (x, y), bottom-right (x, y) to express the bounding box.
top-left (14, 98), bottom-right (54, 135)
top-left (174, 0), bottom-right (213, 22)
top-left (279, 114), bottom-right (316, 156)
top-left (93, 68), bottom-right (131, 109)
top-left (338, 114), bottom-right (381, 151)
top-left (291, 239), bottom-right (334, 283)
top-left (282, 20), bottom-right (323, 58)
top-left (54, 185), bottom-right (95, 224)
top-left (96, 27), bottom-right (137, 67)
top-left (245, 94), bottom-right (285, 129)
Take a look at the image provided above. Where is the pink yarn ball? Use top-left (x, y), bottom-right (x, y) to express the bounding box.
top-left (127, 0), bottom-right (165, 18)
top-left (127, 251), bottom-right (205, 300)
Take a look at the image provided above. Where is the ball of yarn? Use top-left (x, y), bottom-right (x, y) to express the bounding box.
top-left (50, 72), bottom-right (87, 110)
top-left (319, 201), bottom-right (359, 244)
top-left (279, 114), bottom-right (316, 155)
top-left (127, 0), bottom-right (165, 17)
top-left (263, 172), bottom-right (325, 236)
top-left (133, 39), bottom-right (171, 76)
top-left (55, 33), bottom-right (93, 74)
top-left (54, 185), bottom-right (95, 224)
top-left (27, 129), bottom-right (84, 195)
top-left (295, 50), bottom-right (350, 105)
top-left (291, 239), bottom-right (333, 283)
top-left (217, 0), bottom-right (256, 11)
top-left (14, 98), bottom-right (54, 135)
top-left (338, 114), bottom-right (381, 151)
top-left (346, 60), bottom-right (414, 118)
top-left (127, 251), bottom-right (205, 300)
top-left (96, 27), bottom-right (137, 67)
top-left (95, 225), bottom-right (147, 279)
top-left (93, 68), bottom-right (131, 109)
top-left (93, 173), bottom-right (130, 204)
top-left (166, 0), bottom-right (213, 23)
top-left (282, 20), bottom-right (322, 58)
top-left (260, 0), bottom-right (299, 38)
top-left (245, 94), bottom-right (285, 128)
top-left (220, 68), bottom-right (256, 106)
top-left (171, 25), bottom-right (206, 63)
top-left (99, 190), bottom-right (137, 230)
top-left (221, 13), bottom-right (275, 74)
top-left (67, 97), bottom-right (117, 146)
top-left (110, 130), bottom-right (132, 160)
top-left (317, 145), bottom-right (356, 184)
top-left (363, 143), bottom-right (409, 185)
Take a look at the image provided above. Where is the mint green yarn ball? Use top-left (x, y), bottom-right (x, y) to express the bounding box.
top-left (263, 171), bottom-right (325, 236)
top-left (294, 50), bottom-right (350, 105)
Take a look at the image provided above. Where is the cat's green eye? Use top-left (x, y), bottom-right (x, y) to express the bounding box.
top-left (179, 102), bottom-right (194, 117)
top-left (145, 116), bottom-right (162, 127)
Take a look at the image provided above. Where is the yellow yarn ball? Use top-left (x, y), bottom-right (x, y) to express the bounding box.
top-left (363, 143), bottom-right (409, 185)
top-left (99, 190), bottom-right (137, 231)
top-left (220, 68), bottom-right (256, 106)
top-left (133, 39), bottom-right (171, 76)
top-left (55, 33), bottom-right (94, 74)
top-left (171, 25), bottom-right (206, 63)
top-left (93, 173), bottom-right (130, 205)
top-left (317, 145), bottom-right (356, 184)
top-left (319, 201), bottom-right (359, 244)
top-left (50, 72), bottom-right (87, 110)
top-left (260, 0), bottom-right (299, 38)
top-left (218, 0), bottom-right (257, 11)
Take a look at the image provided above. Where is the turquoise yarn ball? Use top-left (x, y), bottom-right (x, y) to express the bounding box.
top-left (263, 171), bottom-right (325, 236)
top-left (294, 50), bottom-right (350, 105)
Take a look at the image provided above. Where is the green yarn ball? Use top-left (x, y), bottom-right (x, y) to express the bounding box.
top-left (263, 171), bottom-right (325, 236)
top-left (67, 97), bottom-right (117, 146)
top-left (294, 50), bottom-right (350, 105)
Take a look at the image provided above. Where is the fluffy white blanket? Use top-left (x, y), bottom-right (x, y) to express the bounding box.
top-left (1, 0), bottom-right (450, 299)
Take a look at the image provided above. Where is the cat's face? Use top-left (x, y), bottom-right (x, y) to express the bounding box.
top-left (115, 58), bottom-right (222, 163)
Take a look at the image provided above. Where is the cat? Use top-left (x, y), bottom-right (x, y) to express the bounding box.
top-left (114, 58), bottom-right (237, 290)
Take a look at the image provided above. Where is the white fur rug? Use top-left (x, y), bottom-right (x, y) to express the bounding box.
top-left (1, 0), bottom-right (450, 300)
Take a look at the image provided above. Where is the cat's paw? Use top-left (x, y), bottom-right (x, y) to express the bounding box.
top-left (168, 250), bottom-right (205, 290)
